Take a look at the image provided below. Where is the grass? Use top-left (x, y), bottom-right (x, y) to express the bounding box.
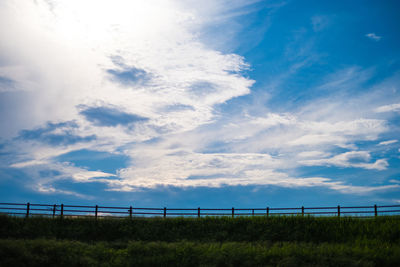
top-left (1, 239), bottom-right (399, 266)
top-left (1, 215), bottom-right (400, 266)
top-left (1, 215), bottom-right (399, 243)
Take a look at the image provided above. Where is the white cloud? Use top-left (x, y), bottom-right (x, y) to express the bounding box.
top-left (72, 171), bottom-right (116, 182)
top-left (0, 0), bottom-right (254, 141)
top-left (297, 151), bottom-right (330, 158)
top-left (280, 118), bottom-right (386, 148)
top-left (365, 33), bottom-right (382, 41)
top-left (12, 151), bottom-right (397, 195)
top-left (9, 157), bottom-right (117, 198)
top-left (36, 184), bottom-right (90, 199)
top-left (114, 156), bottom-right (398, 194)
top-left (289, 134), bottom-right (347, 146)
top-left (375, 103), bottom-right (400, 113)
top-left (378, 140), bottom-right (398, 146)
top-left (302, 119), bottom-right (387, 137)
top-left (10, 160), bottom-right (50, 168)
top-left (300, 151), bottom-right (388, 170)
top-left (250, 113), bottom-right (297, 127)
top-left (10, 158), bottom-right (116, 182)
top-left (0, 0), bottom-right (262, 194)
top-left (117, 151), bottom-right (283, 187)
top-left (325, 183), bottom-right (398, 194)
top-left (112, 168), bottom-right (400, 195)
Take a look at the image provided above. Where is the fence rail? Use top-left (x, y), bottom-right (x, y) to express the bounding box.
top-left (0, 202), bottom-right (400, 219)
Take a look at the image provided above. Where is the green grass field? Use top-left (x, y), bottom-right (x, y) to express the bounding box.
top-left (1, 215), bottom-right (399, 266)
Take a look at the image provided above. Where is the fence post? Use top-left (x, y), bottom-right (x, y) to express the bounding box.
top-left (52, 204), bottom-right (56, 218)
top-left (129, 206), bottom-right (133, 219)
top-left (164, 207), bottom-right (166, 218)
top-left (252, 209), bottom-right (254, 216)
top-left (26, 202), bottom-right (30, 218)
top-left (60, 204), bottom-right (64, 219)
top-left (95, 205), bottom-right (98, 220)
top-left (337, 205), bottom-right (340, 217)
top-left (198, 207), bottom-right (200, 218)
top-left (374, 204), bottom-right (378, 217)
top-left (301, 206), bottom-right (304, 216)
top-left (232, 207), bottom-right (234, 218)
top-left (267, 207), bottom-right (269, 216)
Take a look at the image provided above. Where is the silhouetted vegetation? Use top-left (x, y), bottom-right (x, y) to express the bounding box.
top-left (1, 215), bottom-right (399, 266)
top-left (1, 215), bottom-right (400, 243)
top-left (1, 239), bottom-right (400, 267)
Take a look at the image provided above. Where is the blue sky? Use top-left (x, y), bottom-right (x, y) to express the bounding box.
top-left (0, 0), bottom-right (399, 208)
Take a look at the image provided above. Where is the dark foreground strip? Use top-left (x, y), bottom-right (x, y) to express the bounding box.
top-left (1, 239), bottom-right (400, 267)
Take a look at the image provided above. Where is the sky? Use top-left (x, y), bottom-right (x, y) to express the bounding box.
top-left (0, 0), bottom-right (400, 208)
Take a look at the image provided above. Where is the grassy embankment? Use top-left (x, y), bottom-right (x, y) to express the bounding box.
top-left (1, 215), bottom-right (399, 266)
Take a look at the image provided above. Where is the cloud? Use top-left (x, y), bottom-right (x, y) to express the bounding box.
top-left (103, 147), bottom-right (394, 195)
top-left (365, 33), bottom-right (382, 41)
top-left (14, 149), bottom-right (396, 197)
top-left (158, 104), bottom-right (195, 113)
top-left (111, 150), bottom-right (296, 189)
top-left (250, 113), bottom-right (297, 128)
top-left (297, 151), bottom-right (330, 158)
top-left (10, 160), bottom-right (50, 168)
top-left (324, 183), bottom-right (398, 194)
top-left (300, 151), bottom-right (388, 170)
top-left (8, 158), bottom-right (117, 198)
top-left (72, 171), bottom-right (117, 182)
top-left (0, 0), bottom-right (254, 136)
top-left (378, 140), bottom-right (398, 146)
top-left (35, 184), bottom-right (90, 199)
top-left (289, 134), bottom-right (347, 147)
top-left (281, 118), bottom-right (386, 148)
top-left (79, 105), bottom-right (148, 127)
top-left (0, 0), bottom-right (257, 192)
top-left (374, 103), bottom-right (400, 113)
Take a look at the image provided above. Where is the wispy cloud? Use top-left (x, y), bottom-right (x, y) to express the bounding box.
top-left (378, 140), bottom-right (398, 146)
top-left (300, 151), bottom-right (388, 170)
top-left (375, 103), bottom-right (400, 113)
top-left (365, 33), bottom-right (382, 41)
top-left (36, 184), bottom-right (91, 199)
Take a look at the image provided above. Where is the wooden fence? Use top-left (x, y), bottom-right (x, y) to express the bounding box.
top-left (0, 202), bottom-right (400, 219)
